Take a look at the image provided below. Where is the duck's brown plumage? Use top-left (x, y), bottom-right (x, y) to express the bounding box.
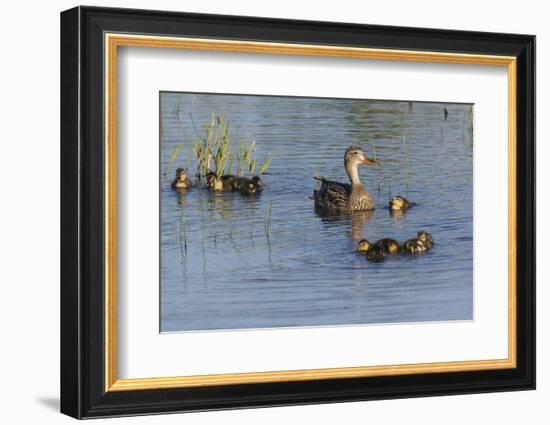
top-left (206, 172), bottom-right (263, 195)
top-left (313, 146), bottom-right (377, 212)
top-left (366, 245), bottom-right (385, 262)
top-left (374, 238), bottom-right (400, 254)
top-left (313, 179), bottom-right (376, 212)
top-left (403, 238), bottom-right (427, 255)
top-left (171, 168), bottom-right (192, 191)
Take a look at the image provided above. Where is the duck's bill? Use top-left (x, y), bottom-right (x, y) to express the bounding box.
top-left (362, 157), bottom-right (378, 165)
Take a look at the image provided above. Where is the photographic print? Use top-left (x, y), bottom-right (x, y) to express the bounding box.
top-left (61, 8), bottom-right (535, 417)
top-left (160, 92), bottom-right (473, 332)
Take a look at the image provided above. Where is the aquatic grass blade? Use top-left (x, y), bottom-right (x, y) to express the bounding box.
top-left (164, 143), bottom-right (184, 177)
top-left (259, 154), bottom-right (274, 176)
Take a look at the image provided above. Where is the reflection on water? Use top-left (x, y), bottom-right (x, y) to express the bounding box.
top-left (315, 209), bottom-right (375, 241)
top-left (160, 92), bottom-right (473, 332)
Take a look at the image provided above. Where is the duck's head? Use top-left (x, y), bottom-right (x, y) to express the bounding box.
top-left (205, 171), bottom-right (217, 186)
top-left (386, 240), bottom-right (400, 254)
top-left (344, 146), bottom-right (378, 167)
top-left (241, 177), bottom-right (262, 195)
top-left (356, 239), bottom-right (371, 253)
top-left (417, 231), bottom-right (434, 246)
top-left (175, 168), bottom-right (188, 181)
top-left (389, 195), bottom-right (406, 210)
top-left (251, 176), bottom-right (263, 189)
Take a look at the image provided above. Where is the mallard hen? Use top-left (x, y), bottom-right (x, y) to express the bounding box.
top-left (313, 146), bottom-right (378, 212)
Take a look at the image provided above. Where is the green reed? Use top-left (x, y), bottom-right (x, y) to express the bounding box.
top-left (179, 205), bottom-right (188, 257)
top-left (184, 114), bottom-right (275, 181)
top-left (236, 139), bottom-right (256, 177)
top-left (316, 149), bottom-right (324, 179)
top-left (265, 200), bottom-right (273, 239)
top-left (164, 143), bottom-right (185, 177)
top-left (192, 141), bottom-right (204, 179)
top-left (212, 119), bottom-right (231, 178)
top-left (258, 154), bottom-right (274, 176)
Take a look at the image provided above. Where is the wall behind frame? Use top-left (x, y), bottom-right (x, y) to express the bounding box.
top-left (0, 1), bottom-right (543, 425)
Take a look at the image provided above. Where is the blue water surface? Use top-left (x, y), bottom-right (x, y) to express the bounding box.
top-left (160, 93), bottom-right (473, 332)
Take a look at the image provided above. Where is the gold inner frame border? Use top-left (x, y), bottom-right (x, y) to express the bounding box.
top-left (104, 33), bottom-right (517, 392)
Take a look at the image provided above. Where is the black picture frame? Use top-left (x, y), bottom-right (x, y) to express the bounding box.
top-left (61, 5), bottom-right (535, 419)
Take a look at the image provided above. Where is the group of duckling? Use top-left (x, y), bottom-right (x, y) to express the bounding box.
top-left (173, 145), bottom-right (436, 264)
top-left (205, 172), bottom-right (262, 195)
top-left (353, 194), bottom-right (434, 262)
top-left (171, 168), bottom-right (263, 196)
top-left (357, 230), bottom-right (435, 262)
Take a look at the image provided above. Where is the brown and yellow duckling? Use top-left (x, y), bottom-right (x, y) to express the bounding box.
top-left (403, 231), bottom-right (435, 255)
top-left (171, 168), bottom-right (193, 191)
top-left (374, 238), bottom-right (400, 255)
top-left (417, 231), bottom-right (435, 249)
top-left (402, 238), bottom-right (428, 255)
top-left (206, 172), bottom-right (263, 195)
top-left (356, 238), bottom-right (400, 262)
top-left (356, 239), bottom-right (371, 253)
top-left (358, 232), bottom-right (434, 259)
top-left (366, 245), bottom-right (386, 262)
top-left (205, 172), bottom-right (234, 191)
top-left (389, 195), bottom-right (415, 211)
top-left (230, 175), bottom-right (263, 195)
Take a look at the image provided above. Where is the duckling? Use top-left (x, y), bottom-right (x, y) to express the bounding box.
top-left (251, 176), bottom-right (263, 191)
top-left (205, 171), bottom-right (217, 189)
top-left (206, 172), bottom-right (233, 191)
top-left (171, 168), bottom-right (192, 191)
top-left (373, 238), bottom-right (400, 255)
top-left (417, 231), bottom-right (435, 249)
top-left (402, 238), bottom-right (427, 255)
top-left (231, 176), bottom-right (263, 195)
top-left (366, 245), bottom-right (386, 262)
top-left (356, 239), bottom-right (371, 253)
top-left (389, 195), bottom-right (415, 211)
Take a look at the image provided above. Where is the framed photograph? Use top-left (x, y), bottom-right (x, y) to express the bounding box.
top-left (60, 6), bottom-right (535, 419)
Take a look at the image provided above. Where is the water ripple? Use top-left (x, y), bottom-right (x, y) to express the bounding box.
top-left (160, 93), bottom-right (473, 332)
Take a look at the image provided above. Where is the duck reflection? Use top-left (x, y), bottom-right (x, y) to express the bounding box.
top-left (315, 207), bottom-right (374, 241)
top-left (176, 191), bottom-right (187, 206)
top-left (388, 209), bottom-right (405, 221)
